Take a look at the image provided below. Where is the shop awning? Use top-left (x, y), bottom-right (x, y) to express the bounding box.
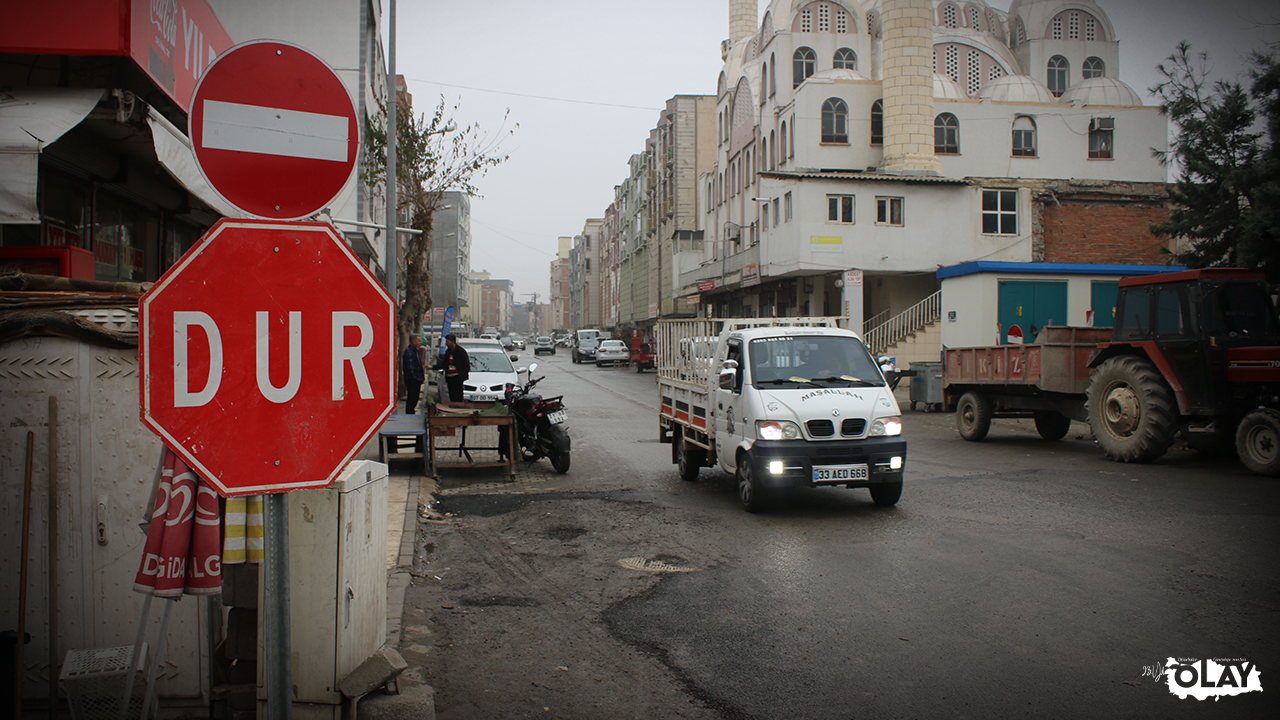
top-left (0, 88), bottom-right (105, 223)
top-left (146, 106), bottom-right (249, 219)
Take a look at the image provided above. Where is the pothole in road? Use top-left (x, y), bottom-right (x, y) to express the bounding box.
top-left (545, 524), bottom-right (588, 541)
top-left (460, 595), bottom-right (541, 607)
top-left (618, 556), bottom-right (697, 573)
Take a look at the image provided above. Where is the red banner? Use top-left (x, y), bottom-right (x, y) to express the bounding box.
top-left (133, 448), bottom-right (222, 597)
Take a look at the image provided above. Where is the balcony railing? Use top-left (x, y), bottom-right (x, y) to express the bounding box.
top-left (863, 291), bottom-right (941, 355)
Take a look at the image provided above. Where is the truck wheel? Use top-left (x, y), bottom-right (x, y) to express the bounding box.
top-left (1235, 408), bottom-right (1280, 476)
top-left (1034, 412), bottom-right (1072, 441)
top-left (869, 481), bottom-right (902, 507)
top-left (956, 392), bottom-right (992, 441)
top-left (678, 439), bottom-right (705, 482)
top-left (737, 453), bottom-right (768, 513)
top-left (1087, 356), bottom-right (1178, 463)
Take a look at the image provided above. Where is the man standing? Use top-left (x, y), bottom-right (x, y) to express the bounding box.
top-left (402, 334), bottom-right (426, 414)
top-left (435, 333), bottom-right (470, 403)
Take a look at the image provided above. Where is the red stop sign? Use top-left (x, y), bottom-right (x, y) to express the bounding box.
top-left (139, 220), bottom-right (394, 496)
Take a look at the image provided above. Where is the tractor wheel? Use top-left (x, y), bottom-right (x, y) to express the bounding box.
top-left (956, 391), bottom-right (992, 441)
top-left (1235, 408), bottom-right (1280, 477)
top-left (1034, 412), bottom-right (1072, 441)
top-left (1086, 356), bottom-right (1178, 463)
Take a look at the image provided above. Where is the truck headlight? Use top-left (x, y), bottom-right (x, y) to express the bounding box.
top-left (756, 420), bottom-right (801, 440)
top-left (868, 417), bottom-right (902, 436)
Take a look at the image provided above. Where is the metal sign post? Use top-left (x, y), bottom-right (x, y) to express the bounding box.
top-left (262, 494), bottom-right (291, 720)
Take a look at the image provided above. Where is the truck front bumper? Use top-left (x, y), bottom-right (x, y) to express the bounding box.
top-left (745, 437), bottom-right (906, 490)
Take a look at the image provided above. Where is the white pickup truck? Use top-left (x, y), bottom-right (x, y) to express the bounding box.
top-left (657, 317), bottom-right (906, 512)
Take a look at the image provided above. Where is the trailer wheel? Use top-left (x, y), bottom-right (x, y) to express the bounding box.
top-left (678, 436), bottom-right (705, 482)
top-left (1236, 408), bottom-right (1280, 477)
top-left (1087, 356), bottom-right (1178, 463)
top-left (1034, 412), bottom-right (1072, 441)
top-left (956, 392), bottom-right (992, 441)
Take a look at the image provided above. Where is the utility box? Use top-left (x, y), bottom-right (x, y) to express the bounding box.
top-left (0, 328), bottom-right (211, 715)
top-left (909, 361), bottom-right (944, 410)
top-left (259, 460), bottom-right (388, 719)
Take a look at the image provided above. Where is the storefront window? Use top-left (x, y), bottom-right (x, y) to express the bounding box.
top-left (94, 194), bottom-right (153, 282)
top-left (41, 170), bottom-right (91, 248)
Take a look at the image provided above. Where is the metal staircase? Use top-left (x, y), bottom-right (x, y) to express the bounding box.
top-left (863, 291), bottom-right (941, 355)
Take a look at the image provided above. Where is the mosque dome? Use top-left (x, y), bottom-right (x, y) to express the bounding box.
top-left (1060, 76), bottom-right (1143, 106)
top-left (812, 67), bottom-right (871, 82)
top-left (977, 74), bottom-right (1058, 103)
top-left (933, 73), bottom-right (967, 99)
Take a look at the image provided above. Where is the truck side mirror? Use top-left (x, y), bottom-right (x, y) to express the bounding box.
top-left (719, 368), bottom-right (737, 390)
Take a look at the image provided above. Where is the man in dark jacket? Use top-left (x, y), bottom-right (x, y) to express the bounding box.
top-left (402, 334), bottom-right (426, 414)
top-left (434, 333), bottom-right (470, 403)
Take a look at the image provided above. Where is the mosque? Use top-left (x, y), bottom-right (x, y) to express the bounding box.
top-left (678, 0), bottom-right (1172, 353)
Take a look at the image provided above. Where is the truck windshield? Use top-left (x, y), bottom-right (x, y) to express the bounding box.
top-left (747, 336), bottom-right (884, 387)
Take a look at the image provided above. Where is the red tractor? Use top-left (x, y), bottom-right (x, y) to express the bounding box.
top-left (1086, 268), bottom-right (1280, 474)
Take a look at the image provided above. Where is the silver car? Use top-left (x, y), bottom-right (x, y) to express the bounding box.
top-left (595, 339), bottom-right (629, 367)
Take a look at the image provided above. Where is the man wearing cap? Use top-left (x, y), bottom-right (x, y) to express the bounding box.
top-left (402, 334), bottom-right (426, 414)
top-left (434, 333), bottom-right (470, 403)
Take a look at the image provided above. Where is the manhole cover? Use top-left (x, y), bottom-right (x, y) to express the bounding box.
top-left (618, 557), bottom-right (696, 573)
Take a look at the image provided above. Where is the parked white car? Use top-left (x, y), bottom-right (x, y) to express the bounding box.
top-left (595, 339), bottom-right (629, 367)
top-left (442, 338), bottom-right (520, 402)
top-left (534, 336), bottom-right (556, 355)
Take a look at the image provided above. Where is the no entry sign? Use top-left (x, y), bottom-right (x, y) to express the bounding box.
top-left (139, 220), bottom-right (394, 496)
top-left (189, 41), bottom-right (359, 220)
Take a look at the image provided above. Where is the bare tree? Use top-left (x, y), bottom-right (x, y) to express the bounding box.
top-left (362, 96), bottom-right (515, 360)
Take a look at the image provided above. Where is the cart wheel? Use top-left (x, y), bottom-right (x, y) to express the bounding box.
top-left (909, 401), bottom-right (917, 411)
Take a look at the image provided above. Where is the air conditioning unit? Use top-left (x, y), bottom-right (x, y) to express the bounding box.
top-left (1089, 117), bottom-right (1114, 132)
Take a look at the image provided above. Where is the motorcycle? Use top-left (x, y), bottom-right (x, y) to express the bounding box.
top-left (501, 363), bottom-right (571, 473)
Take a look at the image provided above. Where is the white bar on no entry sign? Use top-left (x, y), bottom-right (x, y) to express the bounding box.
top-left (202, 100), bottom-right (348, 162)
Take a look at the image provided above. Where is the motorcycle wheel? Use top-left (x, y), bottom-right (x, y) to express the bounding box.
top-left (551, 450), bottom-right (571, 473)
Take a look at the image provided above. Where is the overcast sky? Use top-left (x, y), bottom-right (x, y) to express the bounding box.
top-left (390, 0), bottom-right (1279, 304)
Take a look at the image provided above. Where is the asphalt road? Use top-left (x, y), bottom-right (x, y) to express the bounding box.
top-left (382, 350), bottom-right (1279, 720)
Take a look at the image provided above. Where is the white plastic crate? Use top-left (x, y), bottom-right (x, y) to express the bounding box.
top-left (59, 644), bottom-right (148, 720)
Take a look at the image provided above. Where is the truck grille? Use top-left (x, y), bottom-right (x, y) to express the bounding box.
top-left (841, 419), bottom-right (866, 437)
top-left (806, 419), bottom-right (834, 437)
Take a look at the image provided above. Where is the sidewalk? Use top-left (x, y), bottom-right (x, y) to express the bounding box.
top-left (351, 401), bottom-right (565, 718)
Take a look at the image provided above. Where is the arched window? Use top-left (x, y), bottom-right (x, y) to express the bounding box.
top-left (770, 129), bottom-right (777, 168)
top-left (793, 47), bottom-right (816, 88)
top-left (1012, 116), bottom-right (1036, 157)
top-left (770, 53), bottom-right (777, 97)
top-left (761, 62), bottom-right (768, 104)
top-left (780, 121), bottom-right (788, 164)
top-left (935, 113), bottom-right (960, 154)
top-left (1047, 55), bottom-right (1069, 97)
top-left (1083, 57), bottom-right (1105, 79)
top-left (871, 100), bottom-right (884, 145)
top-left (834, 48), bottom-right (856, 70)
top-left (968, 6), bottom-right (981, 30)
top-left (942, 4), bottom-right (958, 28)
top-left (822, 98), bottom-right (849, 143)
top-left (760, 138), bottom-right (767, 173)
